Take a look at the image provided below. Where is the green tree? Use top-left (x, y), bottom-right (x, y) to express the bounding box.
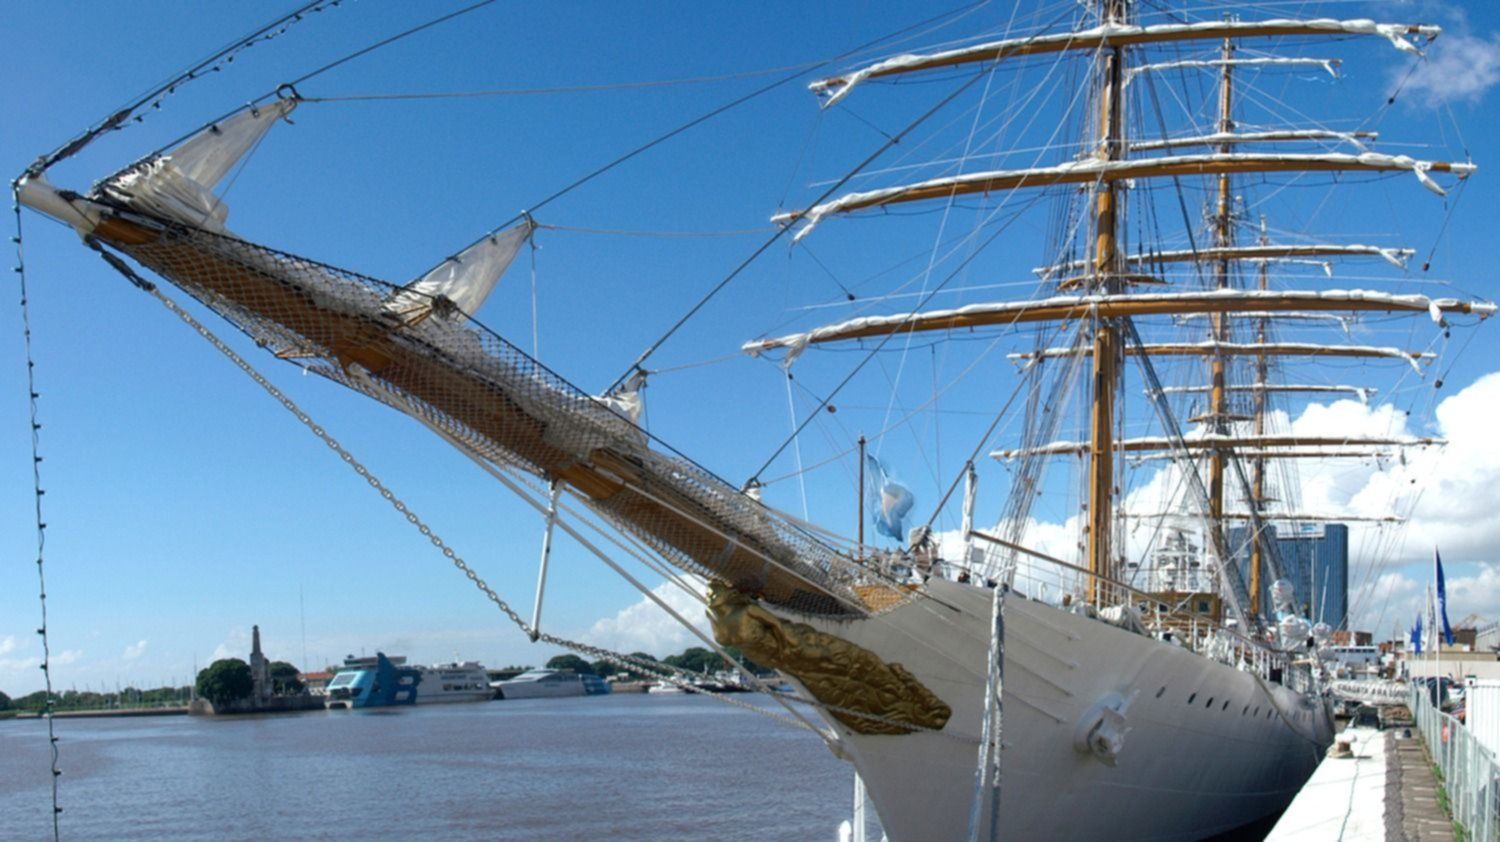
top-left (721, 645), bottom-right (771, 676)
top-left (590, 660), bottom-right (617, 679)
top-left (545, 654), bottom-right (594, 675)
top-left (269, 661), bottom-right (304, 695)
top-left (0, 690), bottom-right (10, 711)
top-left (663, 647), bottom-right (719, 674)
top-left (196, 658), bottom-right (253, 709)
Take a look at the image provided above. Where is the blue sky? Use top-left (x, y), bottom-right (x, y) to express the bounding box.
top-left (3, 1), bottom-right (1500, 695)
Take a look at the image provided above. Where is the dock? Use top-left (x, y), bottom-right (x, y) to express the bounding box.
top-left (1267, 724), bottom-right (1454, 841)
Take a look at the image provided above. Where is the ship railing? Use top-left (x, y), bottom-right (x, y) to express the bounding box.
top-left (1410, 683), bottom-right (1500, 842)
top-left (977, 530), bottom-right (1291, 670)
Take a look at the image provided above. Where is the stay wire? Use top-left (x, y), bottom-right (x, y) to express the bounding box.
top-left (299, 60), bottom-right (831, 101)
top-left (10, 185), bottom-right (62, 839)
top-left (606, 65), bottom-right (994, 396)
top-left (24, 0), bottom-right (335, 179)
top-left (746, 189), bottom-right (1046, 487)
top-left (456, 0), bottom-right (1001, 292)
top-left (285, 0), bottom-right (498, 90)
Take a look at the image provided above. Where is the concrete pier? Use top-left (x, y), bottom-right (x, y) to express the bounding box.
top-left (1267, 724), bottom-right (1454, 841)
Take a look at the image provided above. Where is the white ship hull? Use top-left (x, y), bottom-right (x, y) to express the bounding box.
top-left (789, 579), bottom-right (1333, 841)
top-left (494, 680), bottom-right (587, 700)
top-left (415, 665), bottom-right (493, 704)
top-left (414, 688), bottom-right (493, 704)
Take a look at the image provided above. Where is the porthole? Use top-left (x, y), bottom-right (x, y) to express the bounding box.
top-left (1188, 693), bottom-right (1197, 704)
top-left (1156, 686), bottom-right (1166, 699)
top-left (1242, 705), bottom-right (1249, 716)
top-left (1205, 697), bottom-right (1214, 708)
top-left (1253, 707), bottom-right (1260, 716)
top-left (1222, 700), bottom-right (1229, 712)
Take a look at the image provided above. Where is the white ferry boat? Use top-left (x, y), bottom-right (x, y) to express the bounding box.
top-left (493, 669), bottom-right (610, 700)
top-left (414, 661), bottom-right (493, 704)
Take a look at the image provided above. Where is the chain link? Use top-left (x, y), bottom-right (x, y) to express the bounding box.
top-left (142, 286), bottom-right (841, 735)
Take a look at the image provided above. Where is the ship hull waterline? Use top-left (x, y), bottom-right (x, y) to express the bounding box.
top-left (780, 579), bottom-right (1334, 841)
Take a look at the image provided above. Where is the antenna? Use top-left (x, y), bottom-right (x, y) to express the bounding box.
top-left (299, 584), bottom-right (308, 670)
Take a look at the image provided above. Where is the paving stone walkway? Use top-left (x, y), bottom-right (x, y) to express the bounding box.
top-left (1387, 730), bottom-right (1456, 841)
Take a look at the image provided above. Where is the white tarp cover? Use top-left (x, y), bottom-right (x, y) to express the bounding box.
top-left (1099, 604), bottom-right (1148, 636)
top-left (393, 219), bottom-right (536, 319)
top-left (102, 99), bottom-right (297, 232)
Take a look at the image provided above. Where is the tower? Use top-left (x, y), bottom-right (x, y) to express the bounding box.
top-left (249, 624), bottom-right (273, 702)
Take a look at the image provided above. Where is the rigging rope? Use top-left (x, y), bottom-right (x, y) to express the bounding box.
top-left (607, 66), bottom-right (997, 396)
top-left (113, 273), bottom-right (834, 737)
top-left (24, 0), bottom-right (338, 178)
top-left (10, 185), bottom-right (61, 839)
top-left (80, 245), bottom-right (971, 742)
top-left (298, 60), bottom-right (832, 101)
top-left (747, 190), bottom-right (1047, 488)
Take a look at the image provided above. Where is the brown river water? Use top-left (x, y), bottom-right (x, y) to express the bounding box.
top-left (0, 694), bottom-right (875, 840)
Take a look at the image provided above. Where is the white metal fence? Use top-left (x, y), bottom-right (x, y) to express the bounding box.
top-left (1410, 685), bottom-right (1500, 842)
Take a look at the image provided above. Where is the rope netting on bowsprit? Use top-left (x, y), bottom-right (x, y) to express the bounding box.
top-left (74, 143), bottom-right (916, 622)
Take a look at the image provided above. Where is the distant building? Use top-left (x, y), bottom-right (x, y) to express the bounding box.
top-left (1229, 523), bottom-right (1348, 628)
top-left (299, 671), bottom-right (333, 696)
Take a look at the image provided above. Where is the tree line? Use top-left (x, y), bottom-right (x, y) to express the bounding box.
top-left (543, 645), bottom-right (771, 679)
top-left (2, 685), bottom-right (193, 714)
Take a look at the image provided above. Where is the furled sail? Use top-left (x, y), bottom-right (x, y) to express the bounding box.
top-left (386, 219), bottom-right (536, 321)
top-left (741, 290), bottom-right (1493, 362)
top-left (811, 18), bottom-right (1438, 107)
top-left (1131, 129), bottom-right (1375, 153)
top-left (992, 433), bottom-right (1441, 459)
top-left (774, 154), bottom-right (1473, 241)
top-left (96, 99), bottom-right (297, 233)
top-left (1036, 244), bottom-right (1414, 277)
top-left (1124, 57), bottom-right (1342, 84)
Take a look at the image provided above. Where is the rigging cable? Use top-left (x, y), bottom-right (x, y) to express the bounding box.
top-left (746, 188), bottom-right (1049, 488)
top-left (610, 1), bottom-right (1084, 395)
top-left (298, 60), bottom-right (832, 101)
top-left (24, 0), bottom-right (338, 178)
top-left (10, 185), bottom-right (61, 840)
top-left (607, 67), bottom-right (995, 395)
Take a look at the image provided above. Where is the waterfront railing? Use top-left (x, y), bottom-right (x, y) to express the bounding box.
top-left (1410, 685), bottom-right (1500, 842)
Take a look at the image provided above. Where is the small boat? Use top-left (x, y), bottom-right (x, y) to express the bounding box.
top-left (646, 683), bottom-right (686, 695)
top-left (492, 668), bottom-right (611, 700)
top-left (325, 653), bottom-right (421, 709)
top-left (414, 661), bottom-right (492, 704)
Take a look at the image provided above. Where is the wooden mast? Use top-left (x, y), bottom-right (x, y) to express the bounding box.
top-left (1087, 0), bottom-right (1127, 605)
top-left (1207, 36), bottom-right (1234, 533)
top-left (1249, 220), bottom-right (1270, 618)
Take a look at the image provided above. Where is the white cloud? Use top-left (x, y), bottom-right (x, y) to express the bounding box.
top-left (122, 640), bottom-right (149, 661)
top-left (981, 373), bottom-right (1500, 636)
top-left (1402, 32), bottom-right (1500, 105)
top-left (0, 635), bottom-right (18, 657)
top-left (586, 578), bottom-right (710, 659)
top-left (51, 650), bottom-right (83, 666)
top-left (210, 628), bottom-right (251, 663)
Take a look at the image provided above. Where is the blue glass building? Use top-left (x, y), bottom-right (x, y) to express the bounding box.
top-left (1228, 523), bottom-right (1349, 629)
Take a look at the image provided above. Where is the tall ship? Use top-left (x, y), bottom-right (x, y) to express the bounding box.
top-left (13, 1), bottom-right (1493, 839)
